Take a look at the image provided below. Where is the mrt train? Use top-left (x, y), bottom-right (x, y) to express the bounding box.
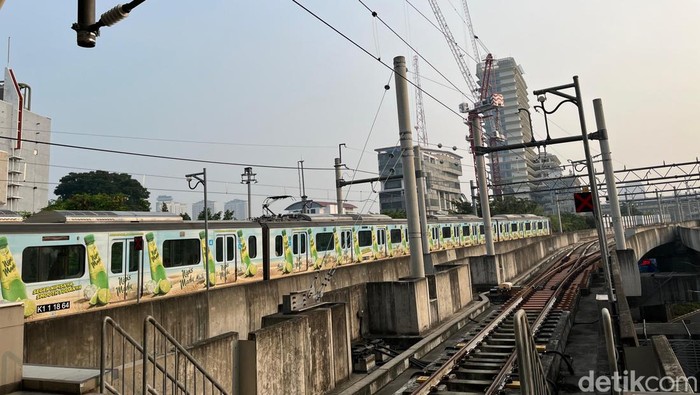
top-left (0, 210), bottom-right (550, 320)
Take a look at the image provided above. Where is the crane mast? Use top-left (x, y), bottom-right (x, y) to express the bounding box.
top-left (412, 55), bottom-right (429, 147)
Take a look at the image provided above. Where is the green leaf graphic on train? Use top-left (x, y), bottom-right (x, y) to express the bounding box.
top-left (237, 230), bottom-right (257, 277)
top-left (145, 232), bottom-right (171, 295)
top-left (308, 228), bottom-right (322, 270)
top-left (0, 236), bottom-right (35, 317)
top-left (84, 234), bottom-right (111, 306)
top-left (199, 231), bottom-right (217, 286)
top-left (282, 230), bottom-right (293, 274)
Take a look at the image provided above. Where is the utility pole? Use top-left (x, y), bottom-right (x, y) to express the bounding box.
top-left (414, 145), bottom-right (433, 275)
top-left (393, 56), bottom-right (425, 278)
top-left (241, 167), bottom-right (257, 219)
top-left (471, 113), bottom-right (495, 256)
top-left (555, 193), bottom-right (563, 233)
top-left (593, 99), bottom-right (627, 250)
top-left (470, 180), bottom-right (478, 216)
top-left (298, 160), bottom-right (308, 213)
top-left (335, 143), bottom-right (346, 215)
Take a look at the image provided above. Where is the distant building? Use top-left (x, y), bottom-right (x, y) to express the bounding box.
top-left (156, 195), bottom-right (188, 216)
top-left (284, 200), bottom-right (357, 215)
top-left (224, 199), bottom-right (247, 219)
top-left (530, 153), bottom-right (580, 215)
top-left (477, 57), bottom-right (537, 199)
top-left (375, 146), bottom-right (463, 215)
top-left (192, 200), bottom-right (217, 219)
top-left (0, 68), bottom-right (51, 213)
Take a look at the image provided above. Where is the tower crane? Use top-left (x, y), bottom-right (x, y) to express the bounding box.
top-left (427, 0), bottom-right (486, 190)
top-left (461, 0), bottom-right (505, 196)
top-left (412, 55), bottom-right (429, 147)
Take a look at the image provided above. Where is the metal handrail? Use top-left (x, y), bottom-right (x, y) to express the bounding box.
top-left (514, 309), bottom-right (551, 395)
top-left (602, 308), bottom-right (620, 395)
top-left (101, 317), bottom-right (143, 394)
top-left (142, 315), bottom-right (229, 395)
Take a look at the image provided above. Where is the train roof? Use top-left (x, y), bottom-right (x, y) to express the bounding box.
top-left (492, 214), bottom-right (546, 220)
top-left (0, 210), bottom-right (23, 222)
top-left (24, 210), bottom-right (184, 224)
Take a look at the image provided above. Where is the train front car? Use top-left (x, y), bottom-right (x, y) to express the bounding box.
top-left (2, 210), bottom-right (263, 321)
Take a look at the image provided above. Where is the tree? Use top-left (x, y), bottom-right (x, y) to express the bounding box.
top-left (197, 208), bottom-right (222, 220)
top-left (223, 209), bottom-right (234, 220)
top-left (549, 212), bottom-right (595, 232)
top-left (46, 193), bottom-right (133, 211)
top-left (180, 213), bottom-right (192, 221)
top-left (382, 209), bottom-right (406, 219)
top-left (161, 202), bottom-right (168, 212)
top-left (53, 171), bottom-right (150, 211)
top-left (490, 197), bottom-right (544, 216)
top-left (451, 199), bottom-right (474, 215)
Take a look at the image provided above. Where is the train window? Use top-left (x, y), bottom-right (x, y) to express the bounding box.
top-left (301, 233), bottom-right (306, 254)
top-left (431, 227), bottom-right (439, 240)
top-left (162, 239), bottom-right (200, 268)
top-left (216, 237), bottom-right (224, 262)
top-left (525, 223), bottom-right (532, 231)
top-left (22, 245), bottom-right (85, 284)
top-left (462, 225), bottom-right (470, 236)
top-left (293, 234), bottom-right (298, 254)
top-left (227, 237), bottom-right (235, 261)
top-left (358, 230), bottom-right (372, 247)
top-left (248, 236), bottom-right (257, 258)
top-left (316, 232), bottom-right (334, 252)
top-left (111, 243), bottom-right (123, 274)
top-left (511, 223), bottom-right (518, 232)
top-left (479, 225), bottom-right (484, 234)
top-left (274, 235), bottom-right (283, 257)
top-left (404, 229), bottom-right (408, 243)
top-left (214, 236), bottom-right (235, 262)
top-left (537, 222), bottom-right (543, 230)
top-left (390, 229), bottom-right (402, 243)
top-left (454, 226), bottom-right (459, 237)
top-left (442, 227), bottom-right (451, 238)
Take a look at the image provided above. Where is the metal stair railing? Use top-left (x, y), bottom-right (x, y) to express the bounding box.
top-left (100, 316), bottom-right (229, 395)
top-left (142, 315), bottom-right (228, 395)
top-left (514, 309), bottom-right (552, 395)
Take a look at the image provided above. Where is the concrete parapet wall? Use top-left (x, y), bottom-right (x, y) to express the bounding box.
top-left (651, 335), bottom-right (695, 393)
top-left (678, 225), bottom-right (700, 252)
top-left (624, 226), bottom-right (676, 262)
top-left (0, 303), bottom-right (23, 395)
top-left (367, 278), bottom-right (430, 336)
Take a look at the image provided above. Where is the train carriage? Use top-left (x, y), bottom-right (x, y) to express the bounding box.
top-left (0, 210), bottom-right (550, 322)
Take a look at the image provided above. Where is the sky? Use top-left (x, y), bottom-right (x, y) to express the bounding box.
top-left (0, 1), bottom-right (698, 216)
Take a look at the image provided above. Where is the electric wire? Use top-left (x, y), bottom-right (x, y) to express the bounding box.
top-left (357, 0), bottom-right (473, 102)
top-left (290, 0), bottom-right (466, 120)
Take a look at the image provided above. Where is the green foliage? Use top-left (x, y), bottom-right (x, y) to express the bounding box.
top-left (180, 213), bottom-right (192, 221)
top-left (54, 171), bottom-right (150, 211)
top-left (223, 209), bottom-right (234, 220)
top-left (620, 202), bottom-right (644, 216)
top-left (549, 212), bottom-right (596, 232)
top-left (197, 208), bottom-right (222, 220)
top-left (46, 193), bottom-right (133, 211)
top-left (382, 209), bottom-right (407, 219)
top-left (451, 199), bottom-right (475, 215)
top-left (490, 197), bottom-right (544, 216)
top-left (161, 202), bottom-right (168, 212)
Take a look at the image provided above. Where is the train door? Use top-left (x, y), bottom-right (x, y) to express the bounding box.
top-left (109, 237), bottom-right (140, 301)
top-left (337, 228), bottom-right (352, 263)
top-left (292, 230), bottom-right (309, 271)
top-left (375, 227), bottom-right (387, 259)
top-left (215, 233), bottom-right (238, 283)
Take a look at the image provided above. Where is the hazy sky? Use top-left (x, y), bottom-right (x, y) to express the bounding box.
top-left (0, 1), bottom-right (698, 215)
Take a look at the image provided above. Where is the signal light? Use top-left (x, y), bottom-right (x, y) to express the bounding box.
top-left (134, 236), bottom-right (144, 251)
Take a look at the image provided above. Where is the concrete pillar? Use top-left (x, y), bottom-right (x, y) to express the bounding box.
top-left (0, 302), bottom-right (23, 394)
top-left (366, 278), bottom-right (430, 335)
top-left (615, 249), bottom-right (641, 297)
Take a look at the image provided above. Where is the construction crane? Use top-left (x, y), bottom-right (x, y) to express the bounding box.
top-left (428, 0), bottom-right (484, 190)
top-left (412, 55), bottom-right (429, 147)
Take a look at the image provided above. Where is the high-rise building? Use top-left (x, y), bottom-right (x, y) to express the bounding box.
top-left (0, 68), bottom-right (51, 213)
top-left (192, 200), bottom-right (217, 219)
top-left (155, 195), bottom-right (188, 216)
top-left (477, 57), bottom-right (537, 199)
top-left (375, 146), bottom-right (463, 215)
top-left (530, 153), bottom-right (579, 215)
top-left (224, 199), bottom-right (247, 219)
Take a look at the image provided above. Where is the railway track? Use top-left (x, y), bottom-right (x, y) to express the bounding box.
top-left (401, 241), bottom-right (600, 395)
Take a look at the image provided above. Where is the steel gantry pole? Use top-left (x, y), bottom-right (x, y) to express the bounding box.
top-left (471, 113), bottom-right (495, 256)
top-left (593, 99), bottom-right (627, 250)
top-left (393, 56), bottom-right (425, 278)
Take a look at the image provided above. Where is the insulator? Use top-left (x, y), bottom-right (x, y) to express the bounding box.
top-left (100, 4), bottom-right (128, 27)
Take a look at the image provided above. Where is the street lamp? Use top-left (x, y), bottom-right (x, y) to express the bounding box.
top-left (241, 167), bottom-right (257, 220)
top-left (185, 168), bottom-right (210, 290)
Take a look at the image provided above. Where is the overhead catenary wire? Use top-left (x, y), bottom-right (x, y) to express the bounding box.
top-left (290, 0), bottom-right (466, 120)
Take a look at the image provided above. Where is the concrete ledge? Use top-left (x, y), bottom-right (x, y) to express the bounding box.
top-left (367, 278), bottom-right (430, 336)
top-left (611, 252), bottom-right (639, 347)
top-left (334, 293), bottom-right (490, 395)
top-left (651, 335), bottom-right (695, 393)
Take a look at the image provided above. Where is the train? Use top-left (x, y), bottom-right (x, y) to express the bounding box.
top-left (0, 210), bottom-right (551, 320)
